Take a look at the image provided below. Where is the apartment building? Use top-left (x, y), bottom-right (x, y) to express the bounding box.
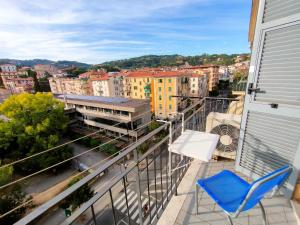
top-left (0, 64), bottom-right (17, 72)
top-left (48, 77), bottom-right (90, 95)
top-left (180, 65), bottom-right (220, 91)
top-left (124, 71), bottom-right (153, 109)
top-left (57, 94), bottom-right (151, 138)
top-left (153, 71), bottom-right (190, 119)
top-left (91, 72), bottom-right (125, 97)
top-left (34, 64), bottom-right (58, 78)
top-left (189, 73), bottom-right (208, 98)
top-left (5, 77), bottom-right (34, 93)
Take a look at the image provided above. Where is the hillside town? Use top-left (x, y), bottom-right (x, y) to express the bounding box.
top-left (0, 56), bottom-right (249, 120)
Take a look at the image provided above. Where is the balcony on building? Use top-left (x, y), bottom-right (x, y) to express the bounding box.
top-left (14, 96), bottom-right (300, 225)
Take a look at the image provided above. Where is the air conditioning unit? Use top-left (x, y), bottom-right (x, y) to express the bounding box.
top-left (206, 112), bottom-right (241, 160)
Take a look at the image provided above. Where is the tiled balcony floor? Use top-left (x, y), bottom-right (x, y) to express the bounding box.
top-left (160, 161), bottom-right (298, 225)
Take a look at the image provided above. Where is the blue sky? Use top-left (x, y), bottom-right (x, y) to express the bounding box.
top-left (0, 0), bottom-right (251, 64)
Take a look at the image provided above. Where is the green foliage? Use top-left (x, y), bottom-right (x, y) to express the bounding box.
top-left (0, 93), bottom-right (71, 173)
top-left (0, 160), bottom-right (13, 186)
top-left (65, 67), bottom-right (87, 78)
top-left (99, 143), bottom-right (118, 155)
top-left (91, 65), bottom-right (121, 72)
top-left (148, 121), bottom-right (161, 132)
top-left (233, 70), bottom-right (248, 81)
top-left (102, 54), bottom-right (250, 69)
top-left (0, 185), bottom-right (31, 225)
top-left (209, 89), bottom-right (219, 97)
top-left (60, 175), bottom-right (94, 211)
top-left (137, 142), bottom-right (149, 154)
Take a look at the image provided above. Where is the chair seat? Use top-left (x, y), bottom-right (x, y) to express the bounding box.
top-left (197, 170), bottom-right (250, 213)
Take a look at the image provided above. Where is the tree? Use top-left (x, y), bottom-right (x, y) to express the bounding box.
top-left (0, 160), bottom-right (13, 186)
top-left (100, 143), bottom-right (118, 155)
top-left (0, 93), bottom-right (71, 174)
top-left (60, 175), bottom-right (94, 211)
top-left (27, 69), bottom-right (40, 92)
top-left (0, 185), bottom-right (31, 225)
top-left (0, 162), bottom-right (31, 225)
top-left (148, 121), bottom-right (161, 132)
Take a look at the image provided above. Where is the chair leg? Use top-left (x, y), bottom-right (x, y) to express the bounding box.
top-left (226, 214), bottom-right (234, 225)
top-left (259, 201), bottom-right (268, 225)
top-left (195, 184), bottom-right (199, 214)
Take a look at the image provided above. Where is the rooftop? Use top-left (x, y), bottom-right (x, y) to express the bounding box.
top-left (56, 94), bottom-right (150, 108)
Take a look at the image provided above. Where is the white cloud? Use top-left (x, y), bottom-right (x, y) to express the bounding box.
top-left (0, 0), bottom-right (249, 63)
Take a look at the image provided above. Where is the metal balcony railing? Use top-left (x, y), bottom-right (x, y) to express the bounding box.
top-left (14, 97), bottom-right (243, 225)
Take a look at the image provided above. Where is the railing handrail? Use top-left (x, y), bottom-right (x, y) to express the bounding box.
top-left (15, 123), bottom-right (168, 225)
top-left (14, 96), bottom-right (242, 225)
top-left (62, 136), bottom-right (170, 224)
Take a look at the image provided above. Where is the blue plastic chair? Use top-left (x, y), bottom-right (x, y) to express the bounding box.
top-left (195, 165), bottom-right (292, 225)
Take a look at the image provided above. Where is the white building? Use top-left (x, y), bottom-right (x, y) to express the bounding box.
top-left (189, 73), bottom-right (208, 98)
top-left (0, 64), bottom-right (17, 73)
top-left (91, 73), bottom-right (125, 97)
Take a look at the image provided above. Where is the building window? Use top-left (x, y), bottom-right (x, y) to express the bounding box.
top-left (192, 84), bottom-right (195, 87)
top-left (158, 79), bottom-right (163, 83)
top-left (169, 105), bottom-right (172, 109)
top-left (134, 78), bottom-right (136, 82)
top-left (147, 78), bottom-right (149, 82)
top-left (168, 78), bottom-right (172, 83)
top-left (159, 95), bottom-right (162, 100)
top-left (168, 87), bottom-right (172, 92)
top-left (140, 81), bottom-right (142, 85)
top-left (158, 87), bottom-right (162, 91)
top-left (159, 104), bottom-right (162, 110)
top-left (135, 92), bottom-right (137, 96)
top-left (134, 86), bottom-right (137, 90)
top-left (169, 96), bottom-right (172, 100)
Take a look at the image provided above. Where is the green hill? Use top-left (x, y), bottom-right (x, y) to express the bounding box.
top-left (101, 54), bottom-right (250, 69)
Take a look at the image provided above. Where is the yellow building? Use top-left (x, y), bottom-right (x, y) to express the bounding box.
top-left (125, 71), bottom-right (191, 118)
top-left (124, 72), bottom-right (154, 111)
top-left (152, 71), bottom-right (190, 119)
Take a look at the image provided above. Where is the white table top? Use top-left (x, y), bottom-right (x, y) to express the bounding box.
top-left (169, 130), bottom-right (219, 162)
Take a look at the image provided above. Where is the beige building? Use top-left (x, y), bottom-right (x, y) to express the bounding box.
top-left (180, 65), bottom-right (220, 91)
top-left (57, 94), bottom-right (151, 138)
top-left (189, 73), bottom-right (208, 98)
top-left (5, 77), bottom-right (34, 94)
top-left (34, 64), bottom-right (58, 78)
top-left (48, 77), bottom-right (90, 95)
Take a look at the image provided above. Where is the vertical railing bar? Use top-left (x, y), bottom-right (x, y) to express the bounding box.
top-left (91, 205), bottom-right (97, 225)
top-left (175, 154), bottom-right (178, 196)
top-left (123, 177), bottom-right (131, 225)
top-left (165, 148), bottom-right (169, 201)
top-left (146, 156), bottom-right (152, 224)
top-left (133, 149), bottom-right (143, 225)
top-left (109, 189), bottom-right (117, 225)
top-left (153, 149), bottom-right (158, 218)
top-left (160, 148), bottom-right (164, 209)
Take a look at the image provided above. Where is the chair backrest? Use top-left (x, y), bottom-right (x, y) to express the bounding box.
top-left (237, 165), bottom-right (292, 214)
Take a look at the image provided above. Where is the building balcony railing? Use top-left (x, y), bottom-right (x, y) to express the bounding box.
top-left (14, 96), bottom-right (258, 225)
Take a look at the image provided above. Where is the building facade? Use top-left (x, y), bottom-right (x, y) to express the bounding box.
top-left (34, 64), bottom-right (58, 78)
top-left (57, 94), bottom-right (151, 138)
top-left (0, 64), bottom-right (17, 73)
top-left (48, 77), bottom-right (90, 95)
top-left (152, 72), bottom-right (190, 119)
top-left (189, 73), bottom-right (208, 98)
